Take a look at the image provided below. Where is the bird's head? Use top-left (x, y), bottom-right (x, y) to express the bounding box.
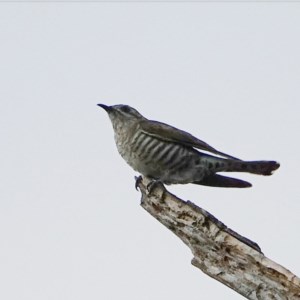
top-left (97, 104), bottom-right (145, 128)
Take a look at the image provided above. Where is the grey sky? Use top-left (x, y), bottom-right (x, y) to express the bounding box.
top-left (0, 3), bottom-right (299, 300)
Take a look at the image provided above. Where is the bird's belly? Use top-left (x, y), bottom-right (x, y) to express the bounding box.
top-left (118, 134), bottom-right (206, 184)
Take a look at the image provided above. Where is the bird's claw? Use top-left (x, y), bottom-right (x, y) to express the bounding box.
top-left (135, 175), bottom-right (143, 191)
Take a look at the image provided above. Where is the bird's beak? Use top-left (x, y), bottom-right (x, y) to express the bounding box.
top-left (97, 104), bottom-right (111, 112)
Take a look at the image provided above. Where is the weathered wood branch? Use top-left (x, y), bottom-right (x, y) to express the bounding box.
top-left (136, 177), bottom-right (300, 300)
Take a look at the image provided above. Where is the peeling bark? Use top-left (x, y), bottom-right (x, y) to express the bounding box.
top-left (136, 177), bottom-right (300, 300)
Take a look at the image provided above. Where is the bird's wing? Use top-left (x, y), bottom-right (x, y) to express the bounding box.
top-left (140, 120), bottom-right (241, 160)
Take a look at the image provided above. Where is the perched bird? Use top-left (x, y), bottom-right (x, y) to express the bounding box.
top-left (98, 104), bottom-right (279, 188)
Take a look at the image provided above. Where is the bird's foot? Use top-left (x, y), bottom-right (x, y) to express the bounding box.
top-left (135, 175), bottom-right (143, 191)
top-left (146, 179), bottom-right (164, 195)
top-left (135, 176), bottom-right (165, 195)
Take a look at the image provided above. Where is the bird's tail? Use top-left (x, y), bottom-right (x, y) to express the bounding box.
top-left (194, 174), bottom-right (252, 188)
top-left (194, 159), bottom-right (280, 188)
top-left (225, 160), bottom-right (280, 175)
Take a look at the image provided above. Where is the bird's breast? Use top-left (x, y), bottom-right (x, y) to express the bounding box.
top-left (114, 128), bottom-right (201, 182)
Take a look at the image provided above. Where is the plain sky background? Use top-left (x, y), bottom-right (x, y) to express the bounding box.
top-left (1, 2), bottom-right (300, 300)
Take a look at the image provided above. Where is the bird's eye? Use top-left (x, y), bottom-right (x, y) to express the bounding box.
top-left (121, 106), bottom-right (131, 113)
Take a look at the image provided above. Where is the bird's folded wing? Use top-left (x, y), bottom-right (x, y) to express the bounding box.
top-left (140, 120), bottom-right (241, 160)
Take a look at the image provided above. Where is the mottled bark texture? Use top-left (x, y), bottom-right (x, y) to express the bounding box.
top-left (136, 177), bottom-right (300, 300)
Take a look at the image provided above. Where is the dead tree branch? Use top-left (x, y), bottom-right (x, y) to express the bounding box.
top-left (136, 177), bottom-right (300, 300)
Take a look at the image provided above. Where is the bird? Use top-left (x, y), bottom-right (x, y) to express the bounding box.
top-left (97, 104), bottom-right (280, 188)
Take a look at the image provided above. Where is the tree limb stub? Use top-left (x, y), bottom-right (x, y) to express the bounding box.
top-left (136, 177), bottom-right (300, 300)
